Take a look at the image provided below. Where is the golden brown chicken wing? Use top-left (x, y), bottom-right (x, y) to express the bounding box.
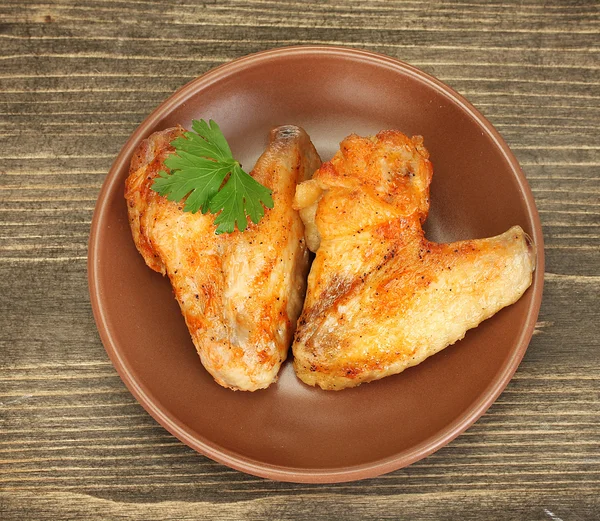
top-left (125, 125), bottom-right (321, 391)
top-left (292, 131), bottom-right (536, 390)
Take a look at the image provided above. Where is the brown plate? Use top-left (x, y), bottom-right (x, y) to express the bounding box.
top-left (88, 46), bottom-right (544, 483)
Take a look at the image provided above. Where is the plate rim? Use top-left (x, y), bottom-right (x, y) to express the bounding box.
top-left (88, 44), bottom-right (545, 483)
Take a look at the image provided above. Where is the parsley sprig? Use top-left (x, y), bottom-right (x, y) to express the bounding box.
top-left (151, 119), bottom-right (274, 234)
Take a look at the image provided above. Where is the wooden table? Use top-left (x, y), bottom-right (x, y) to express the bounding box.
top-left (1, 1), bottom-right (598, 519)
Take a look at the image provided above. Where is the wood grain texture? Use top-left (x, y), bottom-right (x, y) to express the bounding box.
top-left (0, 0), bottom-right (598, 519)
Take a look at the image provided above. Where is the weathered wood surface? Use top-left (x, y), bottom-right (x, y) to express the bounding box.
top-left (0, 0), bottom-right (598, 519)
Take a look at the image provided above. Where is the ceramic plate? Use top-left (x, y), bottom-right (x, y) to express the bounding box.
top-left (88, 46), bottom-right (544, 483)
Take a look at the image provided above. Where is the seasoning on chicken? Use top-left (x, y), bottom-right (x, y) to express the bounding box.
top-left (292, 131), bottom-right (536, 390)
top-left (125, 125), bottom-right (321, 391)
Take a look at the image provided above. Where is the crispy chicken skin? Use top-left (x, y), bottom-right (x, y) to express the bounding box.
top-left (292, 131), bottom-right (536, 390)
top-left (125, 125), bottom-right (321, 391)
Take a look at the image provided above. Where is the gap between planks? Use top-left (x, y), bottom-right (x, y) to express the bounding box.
top-left (10, 0), bottom-right (600, 17)
top-left (1, 479), bottom-right (599, 493)
top-left (0, 35), bottom-right (597, 54)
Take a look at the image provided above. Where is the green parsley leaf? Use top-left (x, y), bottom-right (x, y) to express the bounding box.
top-left (209, 163), bottom-right (274, 234)
top-left (151, 119), bottom-right (274, 234)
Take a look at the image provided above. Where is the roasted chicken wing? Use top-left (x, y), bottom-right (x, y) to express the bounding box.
top-left (125, 125), bottom-right (321, 391)
top-left (292, 131), bottom-right (536, 390)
